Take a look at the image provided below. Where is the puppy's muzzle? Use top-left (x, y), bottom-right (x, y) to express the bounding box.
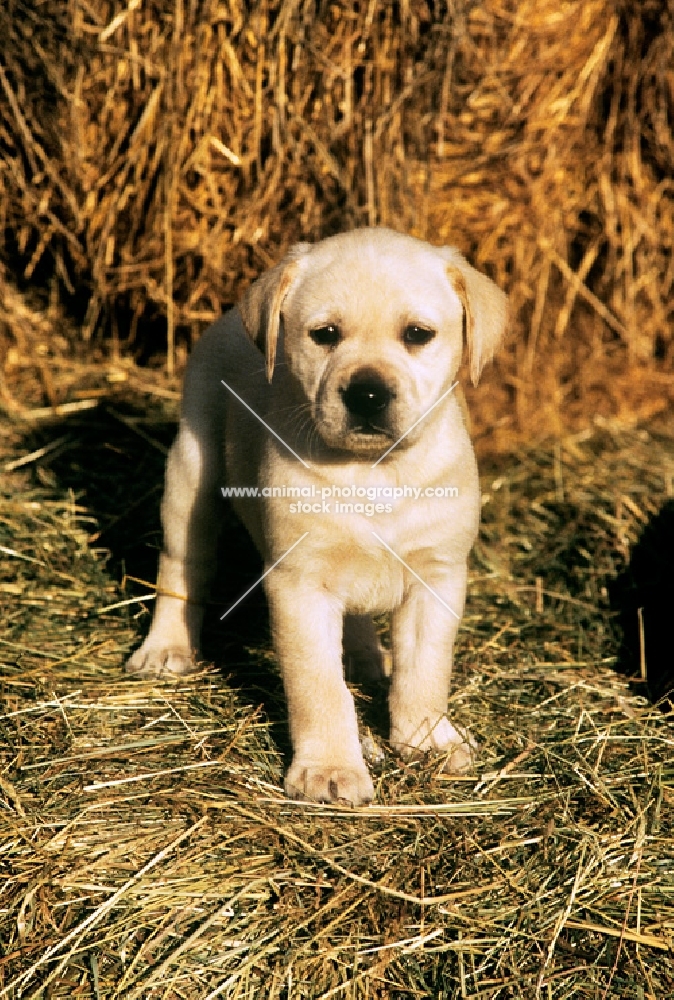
top-left (340, 369), bottom-right (395, 434)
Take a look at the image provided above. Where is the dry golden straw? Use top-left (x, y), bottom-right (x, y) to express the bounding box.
top-left (0, 0), bottom-right (672, 442)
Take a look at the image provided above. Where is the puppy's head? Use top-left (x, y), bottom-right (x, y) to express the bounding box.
top-left (239, 228), bottom-right (507, 456)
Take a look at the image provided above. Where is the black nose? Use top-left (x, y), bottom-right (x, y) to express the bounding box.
top-left (340, 371), bottom-right (394, 421)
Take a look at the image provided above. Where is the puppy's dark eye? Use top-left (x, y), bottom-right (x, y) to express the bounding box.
top-left (310, 324), bottom-right (341, 347)
top-left (403, 325), bottom-right (435, 347)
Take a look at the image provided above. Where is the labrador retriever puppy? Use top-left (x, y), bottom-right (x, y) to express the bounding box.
top-left (127, 227), bottom-right (507, 805)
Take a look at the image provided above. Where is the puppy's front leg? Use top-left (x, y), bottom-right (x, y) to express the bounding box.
top-left (389, 563), bottom-right (475, 772)
top-left (266, 574), bottom-right (374, 805)
top-left (126, 422), bottom-right (219, 677)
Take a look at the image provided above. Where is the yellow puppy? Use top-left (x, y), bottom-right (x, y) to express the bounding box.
top-left (127, 228), bottom-right (508, 805)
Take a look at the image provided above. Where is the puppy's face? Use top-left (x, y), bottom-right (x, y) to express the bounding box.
top-left (281, 232), bottom-right (465, 456)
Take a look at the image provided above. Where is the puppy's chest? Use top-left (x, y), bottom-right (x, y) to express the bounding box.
top-left (266, 491), bottom-right (475, 614)
top-left (316, 538), bottom-right (407, 613)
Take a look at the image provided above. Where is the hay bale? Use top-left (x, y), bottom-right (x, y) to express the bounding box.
top-left (1, 412), bottom-right (673, 996)
top-left (0, 0), bottom-right (672, 426)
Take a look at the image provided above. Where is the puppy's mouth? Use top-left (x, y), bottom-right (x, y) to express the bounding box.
top-left (315, 421), bottom-right (393, 459)
top-left (349, 420), bottom-right (391, 437)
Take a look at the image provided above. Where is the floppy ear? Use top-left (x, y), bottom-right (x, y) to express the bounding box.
top-left (238, 243), bottom-right (310, 381)
top-left (442, 248), bottom-right (508, 386)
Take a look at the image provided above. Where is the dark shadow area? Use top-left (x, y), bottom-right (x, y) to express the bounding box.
top-left (18, 401), bottom-right (172, 585)
top-left (609, 498), bottom-right (674, 708)
top-left (13, 401), bottom-right (293, 753)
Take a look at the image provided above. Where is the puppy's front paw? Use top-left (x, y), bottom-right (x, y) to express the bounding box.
top-left (126, 643), bottom-right (198, 678)
top-left (438, 733), bottom-right (477, 774)
top-left (390, 716), bottom-right (477, 773)
top-left (285, 758), bottom-right (374, 805)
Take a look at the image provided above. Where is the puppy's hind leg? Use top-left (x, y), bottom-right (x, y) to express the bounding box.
top-left (126, 417), bottom-right (222, 678)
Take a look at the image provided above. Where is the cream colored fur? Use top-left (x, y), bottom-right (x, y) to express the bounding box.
top-left (126, 228), bottom-right (508, 805)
